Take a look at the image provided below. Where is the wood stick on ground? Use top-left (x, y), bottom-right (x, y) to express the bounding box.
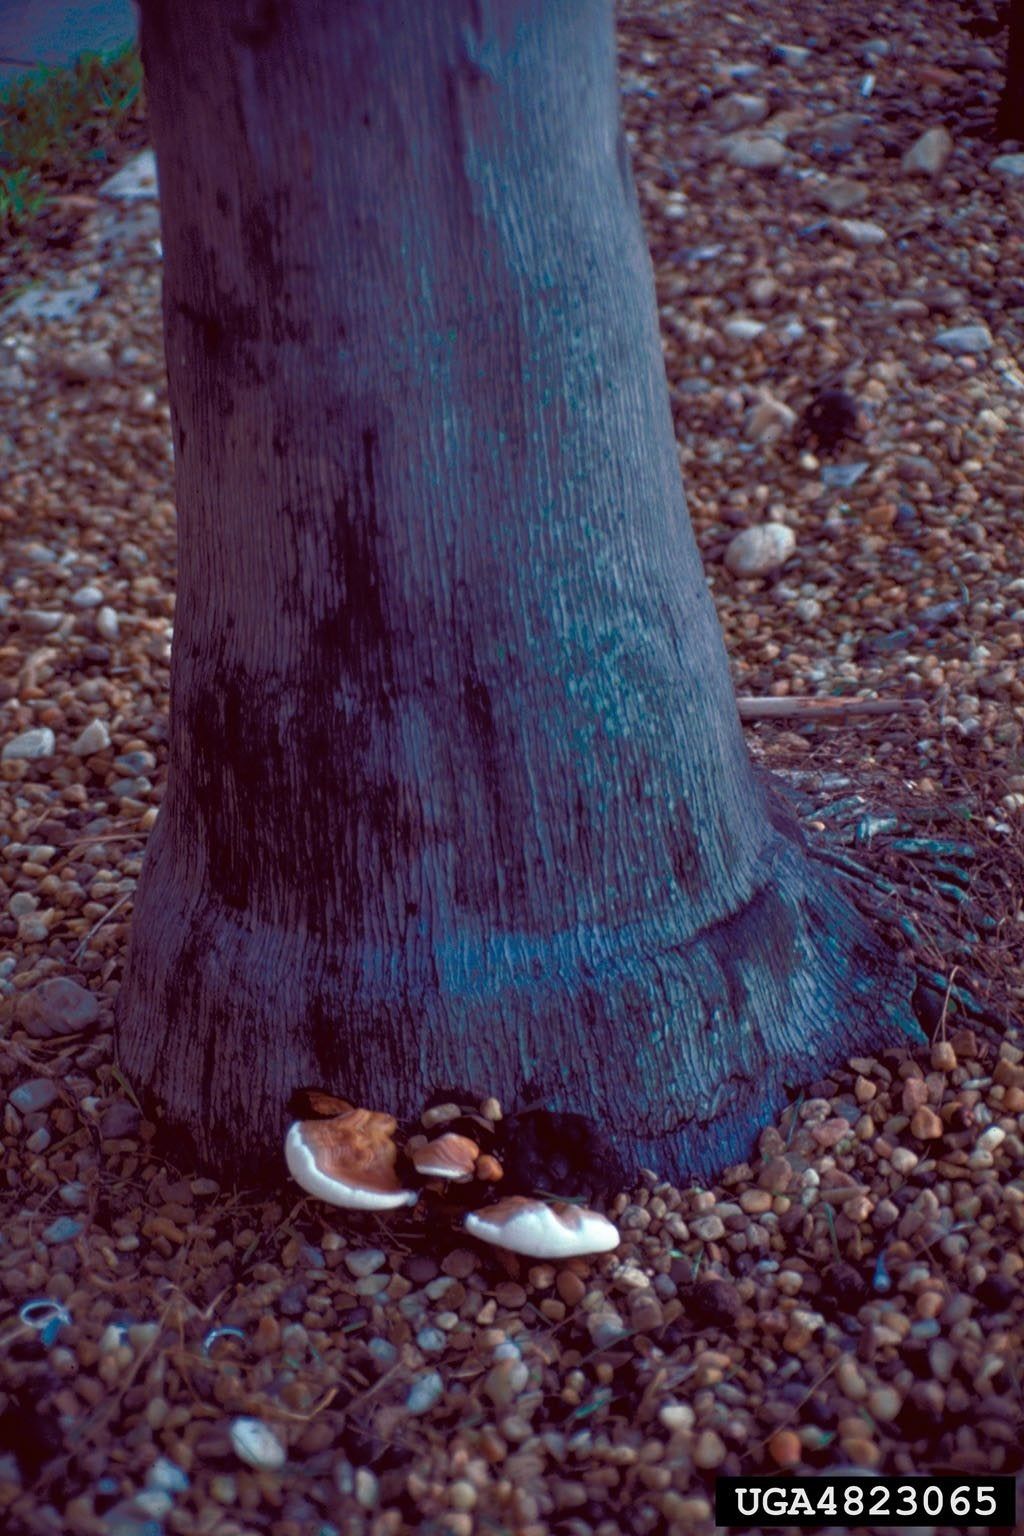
top-left (736, 695), bottom-right (927, 723)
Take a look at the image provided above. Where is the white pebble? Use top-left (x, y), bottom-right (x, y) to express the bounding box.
top-left (229, 1416), bottom-right (286, 1470)
top-left (724, 522), bottom-right (795, 577)
top-left (96, 606), bottom-right (121, 641)
top-left (71, 718), bottom-right (112, 756)
top-left (2, 727), bottom-right (56, 761)
top-left (70, 585), bottom-right (105, 609)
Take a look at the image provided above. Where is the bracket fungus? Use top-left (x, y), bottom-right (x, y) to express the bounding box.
top-left (285, 1107), bottom-right (418, 1211)
top-left (465, 1196), bottom-right (620, 1259)
top-left (409, 1131), bottom-right (480, 1183)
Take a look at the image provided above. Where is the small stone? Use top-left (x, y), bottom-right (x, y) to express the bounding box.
top-left (758, 1155), bottom-right (793, 1193)
top-left (821, 462), bottom-right (868, 489)
top-left (902, 127), bottom-right (954, 176)
top-left (100, 151), bottom-right (159, 201)
top-left (42, 1216), bottom-right (83, 1243)
top-left (62, 344), bottom-right (113, 382)
top-left (345, 1248), bottom-right (387, 1278)
top-left (724, 133), bottom-right (787, 171)
top-left (813, 177), bottom-right (868, 214)
top-left (659, 1403), bottom-right (695, 1432)
top-left (739, 1188), bottom-right (772, 1215)
top-left (867, 1386), bottom-right (902, 1422)
top-left (890, 1147), bottom-right (919, 1175)
top-left (711, 92), bottom-right (770, 131)
top-left (229, 1417), bottom-right (286, 1470)
top-left (834, 218), bottom-right (887, 248)
top-left (910, 1106), bottom-right (943, 1140)
top-left (71, 718), bottom-right (112, 756)
top-left (2, 727), bottom-right (56, 761)
top-left (745, 397), bottom-right (796, 443)
top-left (20, 610), bottom-right (65, 634)
top-left (556, 1270), bottom-right (586, 1307)
top-left (354, 1467), bottom-right (379, 1509)
top-left (96, 606), bottom-right (121, 641)
top-left (768, 1430), bottom-right (802, 1468)
top-left (406, 1370), bottom-right (444, 1414)
top-left (10, 1077), bottom-right (58, 1113)
top-left (147, 1457), bottom-right (190, 1494)
top-left (990, 153), bottom-right (1024, 179)
top-left (723, 316), bottom-right (766, 342)
top-left (484, 1356), bottom-right (529, 1406)
top-left (70, 585), bottom-right (105, 609)
top-left (935, 324), bottom-right (992, 356)
top-left (15, 978), bottom-right (100, 1040)
top-left (690, 1213), bottom-right (726, 1242)
top-left (693, 1429), bottom-right (726, 1469)
top-left (724, 522), bottom-right (795, 577)
top-left (773, 43), bottom-right (810, 65)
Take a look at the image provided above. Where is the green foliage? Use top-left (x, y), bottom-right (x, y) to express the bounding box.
top-left (0, 41), bottom-right (144, 239)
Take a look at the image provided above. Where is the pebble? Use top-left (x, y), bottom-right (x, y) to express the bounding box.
top-left (2, 727), bottom-right (56, 761)
top-left (229, 1417), bottom-right (286, 1470)
top-left (345, 1248), bottom-right (387, 1278)
top-left (406, 1371), bottom-right (445, 1414)
top-left (42, 1217), bottom-right (83, 1243)
top-left (71, 718), bottom-right (112, 755)
top-left (96, 605), bottom-right (121, 640)
top-left (14, 977), bottom-right (100, 1039)
top-left (934, 324), bottom-right (992, 355)
top-left (70, 584), bottom-right (105, 608)
top-left (813, 177), bottom-right (868, 213)
top-left (723, 316), bottom-right (766, 342)
top-left (834, 218), bottom-right (887, 247)
top-left (989, 153), bottom-right (1024, 179)
top-left (746, 397), bottom-right (796, 443)
top-left (61, 344), bottom-right (114, 381)
top-left (773, 43), bottom-right (810, 65)
top-left (711, 92), bottom-right (769, 131)
top-left (724, 522), bottom-right (795, 576)
top-left (768, 1429), bottom-right (802, 1467)
top-left (693, 1429), bottom-right (727, 1468)
top-left (10, 1077), bottom-right (58, 1113)
top-left (21, 609), bottom-right (65, 634)
top-left (910, 1106), bottom-right (943, 1140)
top-left (901, 127), bottom-right (954, 176)
top-left (724, 132), bottom-right (787, 170)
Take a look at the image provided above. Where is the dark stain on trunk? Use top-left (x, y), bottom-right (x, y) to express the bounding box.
top-left (665, 799), bottom-right (706, 901)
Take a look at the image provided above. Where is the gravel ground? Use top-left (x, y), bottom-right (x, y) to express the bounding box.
top-left (1, 0), bottom-right (1022, 1532)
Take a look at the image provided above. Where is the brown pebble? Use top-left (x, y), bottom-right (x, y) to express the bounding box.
top-left (768, 1429), bottom-right (802, 1468)
top-left (910, 1106), bottom-right (944, 1140)
top-left (931, 1040), bottom-right (957, 1072)
top-left (693, 1429), bottom-right (726, 1469)
top-left (475, 1153), bottom-right (504, 1182)
top-left (441, 1249), bottom-right (477, 1280)
top-left (556, 1270), bottom-right (586, 1307)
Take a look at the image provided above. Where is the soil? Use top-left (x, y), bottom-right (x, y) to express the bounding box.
top-left (0, 1), bottom-right (1022, 1533)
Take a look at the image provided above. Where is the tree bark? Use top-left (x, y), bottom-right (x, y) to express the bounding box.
top-left (117, 0), bottom-right (920, 1188)
top-left (997, 0), bottom-right (1024, 140)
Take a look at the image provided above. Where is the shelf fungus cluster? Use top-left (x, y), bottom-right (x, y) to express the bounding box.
top-left (284, 1090), bottom-right (621, 1260)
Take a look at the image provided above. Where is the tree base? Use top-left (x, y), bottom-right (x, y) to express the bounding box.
top-left (116, 800), bottom-right (921, 1190)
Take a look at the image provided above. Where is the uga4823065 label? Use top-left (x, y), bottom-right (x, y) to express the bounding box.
top-left (714, 1475), bottom-right (1015, 1528)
